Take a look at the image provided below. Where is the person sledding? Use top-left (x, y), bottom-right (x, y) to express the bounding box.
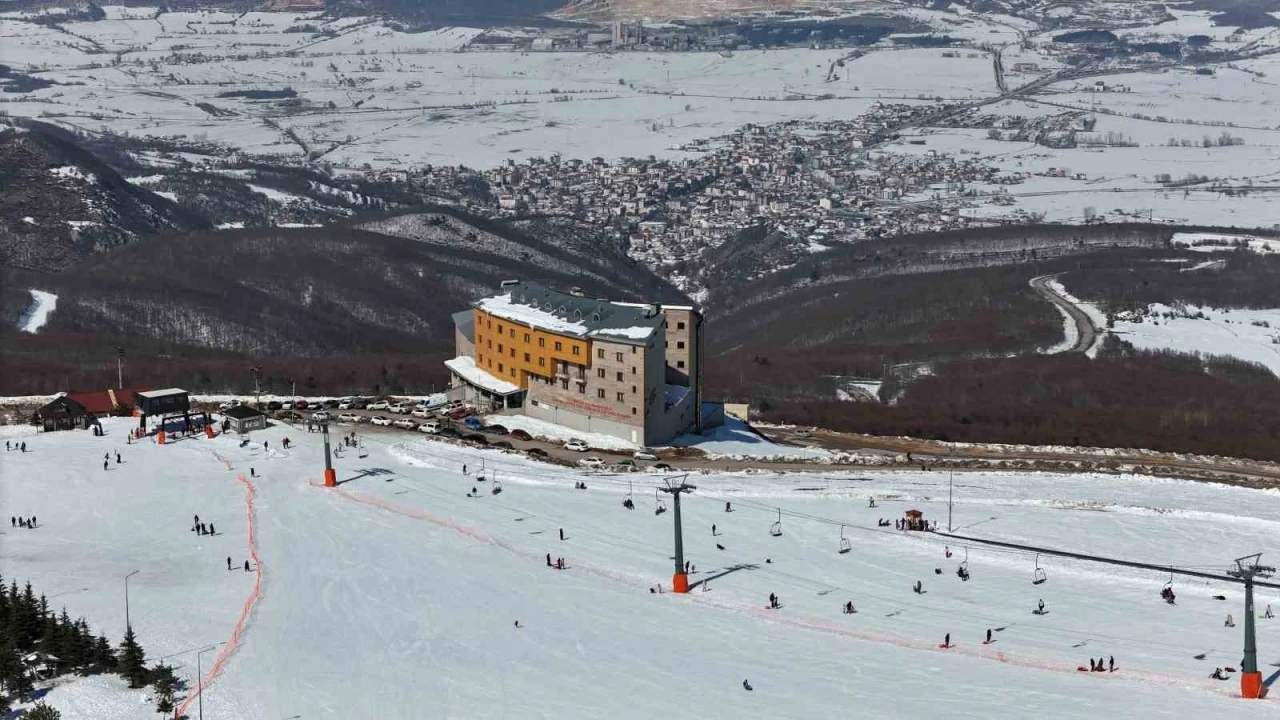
top-left (1210, 667), bottom-right (1228, 681)
top-left (843, 601), bottom-right (856, 614)
top-left (768, 593), bottom-right (780, 610)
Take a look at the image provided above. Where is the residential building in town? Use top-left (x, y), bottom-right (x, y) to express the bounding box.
top-left (447, 281), bottom-right (705, 446)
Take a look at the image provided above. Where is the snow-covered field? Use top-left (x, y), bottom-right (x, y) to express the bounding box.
top-left (16, 289), bottom-right (57, 333)
top-left (5, 418), bottom-right (1280, 718)
top-left (1111, 304), bottom-right (1280, 376)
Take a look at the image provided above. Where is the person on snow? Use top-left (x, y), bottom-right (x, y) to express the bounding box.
top-left (209, 523), bottom-right (215, 536)
top-left (945, 546), bottom-right (952, 559)
top-left (742, 679), bottom-right (753, 692)
top-left (716, 543), bottom-right (726, 551)
top-left (1109, 656), bottom-right (1115, 672)
top-left (29, 516), bottom-right (35, 528)
top-left (1089, 658), bottom-right (1097, 672)
top-left (725, 502), bottom-right (732, 513)
top-left (913, 580), bottom-right (923, 595)
top-left (684, 561), bottom-right (691, 574)
top-left (844, 601), bottom-right (855, 614)
top-left (1037, 599), bottom-right (1046, 615)
top-left (943, 633), bottom-right (951, 648)
top-left (559, 528), bottom-right (565, 541)
top-left (227, 557), bottom-right (232, 571)
top-left (463, 464), bottom-right (468, 475)
top-left (1211, 667), bottom-right (1227, 680)
top-left (103, 459), bottom-right (109, 471)
top-left (1226, 614), bottom-right (1236, 627)
top-left (244, 560), bottom-right (251, 572)
top-left (20, 442), bottom-right (26, 452)
top-left (1265, 604), bottom-right (1274, 619)
top-left (712, 524), bottom-right (717, 536)
top-left (986, 629), bottom-right (993, 644)
top-left (868, 497), bottom-right (876, 508)
top-left (5, 441), bottom-right (9, 451)
top-left (18, 518), bottom-right (26, 529)
top-left (768, 592), bottom-right (777, 609)
top-left (556, 558), bottom-right (565, 570)
top-left (1095, 657), bottom-right (1106, 672)
top-left (514, 620), bottom-right (521, 629)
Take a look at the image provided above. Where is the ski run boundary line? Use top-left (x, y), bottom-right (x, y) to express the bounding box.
top-left (177, 453), bottom-right (264, 718)
top-left (326, 482), bottom-right (1244, 699)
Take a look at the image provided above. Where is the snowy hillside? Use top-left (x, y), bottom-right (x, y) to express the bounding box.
top-left (3, 419), bottom-right (1279, 718)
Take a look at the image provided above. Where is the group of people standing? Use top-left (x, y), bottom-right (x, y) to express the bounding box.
top-left (11, 516), bottom-right (37, 529)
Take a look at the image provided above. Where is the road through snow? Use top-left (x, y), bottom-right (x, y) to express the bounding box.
top-left (1031, 273), bottom-right (1098, 354)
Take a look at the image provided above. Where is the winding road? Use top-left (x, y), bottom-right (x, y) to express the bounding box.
top-left (1030, 273), bottom-right (1097, 354)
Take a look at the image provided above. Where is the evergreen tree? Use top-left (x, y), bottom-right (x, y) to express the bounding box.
top-left (7, 646), bottom-right (34, 702)
top-left (152, 662), bottom-right (176, 714)
top-left (118, 627), bottom-right (147, 688)
top-left (23, 701), bottom-right (62, 720)
top-left (92, 635), bottom-right (115, 671)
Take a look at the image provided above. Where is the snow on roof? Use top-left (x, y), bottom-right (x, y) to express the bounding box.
top-left (445, 356), bottom-right (522, 396)
top-left (664, 384), bottom-right (690, 407)
top-left (474, 282), bottom-right (661, 345)
top-left (477, 292), bottom-right (588, 336)
top-left (137, 388), bottom-right (188, 399)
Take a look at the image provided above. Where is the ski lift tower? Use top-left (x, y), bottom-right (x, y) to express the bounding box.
top-left (1227, 553), bottom-right (1274, 699)
top-left (321, 421), bottom-right (337, 488)
top-left (660, 476), bottom-right (696, 593)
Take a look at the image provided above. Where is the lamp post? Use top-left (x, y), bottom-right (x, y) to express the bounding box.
top-left (196, 644), bottom-right (221, 720)
top-left (124, 570), bottom-right (139, 631)
top-left (250, 366), bottom-right (263, 411)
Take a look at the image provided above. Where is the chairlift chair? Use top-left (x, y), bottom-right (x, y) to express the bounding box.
top-left (1033, 553), bottom-right (1047, 586)
top-left (655, 488), bottom-right (667, 516)
top-left (477, 459), bottom-right (486, 483)
top-left (623, 481), bottom-right (634, 509)
top-left (357, 439), bottom-right (368, 459)
top-left (838, 525), bottom-right (851, 555)
top-left (770, 509), bottom-right (782, 537)
top-left (491, 475), bottom-right (503, 495)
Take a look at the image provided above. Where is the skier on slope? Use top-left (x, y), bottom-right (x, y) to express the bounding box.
top-left (227, 557), bottom-right (232, 571)
top-left (986, 629), bottom-right (993, 644)
top-left (1037, 599), bottom-right (1045, 615)
top-left (913, 580), bottom-right (923, 595)
top-left (244, 560), bottom-right (251, 572)
top-left (742, 679), bottom-right (753, 691)
top-left (1109, 656), bottom-right (1115, 672)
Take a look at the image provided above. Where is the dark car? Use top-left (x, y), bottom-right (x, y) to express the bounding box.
top-left (437, 427), bottom-right (461, 438)
top-left (654, 463), bottom-right (672, 471)
top-left (277, 410), bottom-right (303, 422)
top-left (482, 424), bottom-right (509, 435)
top-left (492, 441), bottom-right (514, 450)
top-left (294, 400), bottom-right (308, 410)
top-left (266, 400), bottom-right (283, 411)
top-left (526, 447), bottom-right (548, 458)
top-left (350, 399), bottom-right (369, 409)
top-left (463, 433), bottom-right (488, 445)
top-left (510, 429), bottom-right (532, 441)
top-left (323, 399), bottom-right (341, 409)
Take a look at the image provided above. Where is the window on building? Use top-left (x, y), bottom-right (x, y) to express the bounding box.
top-left (572, 346), bottom-right (580, 356)
top-left (597, 368), bottom-right (605, 378)
top-left (616, 392), bottom-right (625, 402)
top-left (561, 380), bottom-right (568, 390)
top-left (632, 347), bottom-right (637, 354)
top-left (597, 389), bottom-right (605, 399)
top-left (577, 383), bottom-right (585, 394)
top-left (665, 341), bottom-right (669, 348)
top-left (539, 357), bottom-right (546, 367)
top-left (487, 320), bottom-right (491, 329)
top-left (615, 352), bottom-right (623, 362)
top-left (677, 341), bottom-right (685, 349)
top-left (498, 363), bottom-right (504, 373)
top-left (677, 322), bottom-right (686, 330)
top-left (631, 367), bottom-right (637, 375)
top-left (524, 353), bottom-right (531, 362)
top-left (511, 369), bottom-right (516, 378)
top-left (616, 372), bottom-right (623, 382)
top-left (524, 333), bottom-right (531, 343)
top-left (539, 338), bottom-right (545, 348)
top-left (597, 349), bottom-right (605, 359)
top-left (498, 343), bottom-right (504, 353)
top-left (555, 341), bottom-right (562, 351)
top-left (677, 361), bottom-right (685, 369)
top-left (510, 329), bottom-right (515, 339)
top-left (632, 407), bottom-right (637, 415)
top-left (510, 348), bottom-right (515, 358)
top-left (631, 386), bottom-right (636, 394)
top-left (487, 339), bottom-right (492, 349)
top-left (498, 324), bottom-right (503, 334)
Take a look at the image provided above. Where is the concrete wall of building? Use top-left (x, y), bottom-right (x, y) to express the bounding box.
top-left (661, 307), bottom-right (697, 386)
top-left (455, 327), bottom-right (475, 359)
top-left (526, 395), bottom-right (646, 445)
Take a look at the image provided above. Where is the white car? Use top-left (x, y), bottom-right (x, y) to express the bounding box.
top-left (370, 415), bottom-right (392, 427)
top-left (633, 450), bottom-right (658, 461)
top-left (392, 418), bottom-right (417, 430)
top-left (564, 439), bottom-right (590, 452)
top-left (337, 399), bottom-right (355, 410)
top-left (310, 411), bottom-right (330, 422)
top-left (418, 421), bottom-right (442, 434)
top-left (389, 403), bottom-right (410, 414)
top-left (580, 456), bottom-right (605, 468)
top-left (411, 407), bottom-right (432, 419)
top-left (368, 401), bottom-right (389, 411)
top-left (338, 413), bottom-right (361, 423)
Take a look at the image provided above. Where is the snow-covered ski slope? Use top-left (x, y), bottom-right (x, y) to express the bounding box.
top-left (3, 419), bottom-right (1279, 718)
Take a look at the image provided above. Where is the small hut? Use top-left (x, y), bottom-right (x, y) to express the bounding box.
top-left (903, 509), bottom-right (928, 532)
top-left (223, 405), bottom-right (267, 434)
top-left (33, 396), bottom-right (90, 432)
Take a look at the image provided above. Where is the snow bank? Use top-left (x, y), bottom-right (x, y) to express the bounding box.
top-left (666, 417), bottom-right (828, 460)
top-left (17, 289), bottom-right (58, 333)
top-left (481, 413), bottom-right (638, 451)
top-left (1047, 279), bottom-right (1106, 357)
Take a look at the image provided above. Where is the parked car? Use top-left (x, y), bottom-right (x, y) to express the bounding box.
top-left (510, 429), bottom-right (532, 441)
top-left (463, 433), bottom-right (489, 445)
top-left (277, 411), bottom-right (303, 422)
top-left (526, 447), bottom-right (548, 458)
top-left (338, 413), bottom-right (361, 423)
top-left (418, 421), bottom-right (442, 434)
top-left (388, 403), bottom-right (410, 415)
top-left (653, 463), bottom-right (672, 472)
top-left (633, 450), bottom-right (659, 461)
top-left (337, 398), bottom-right (355, 410)
top-left (492, 441), bottom-right (514, 450)
top-left (294, 400), bottom-right (309, 410)
top-left (370, 415), bottom-right (392, 427)
top-left (368, 401), bottom-right (389, 411)
top-left (437, 427), bottom-right (461, 438)
top-left (613, 459), bottom-right (637, 471)
top-left (310, 411), bottom-right (330, 422)
top-left (462, 415), bottom-right (484, 430)
top-left (323, 399), bottom-right (341, 409)
top-left (794, 428), bottom-right (812, 438)
top-left (218, 400), bottom-right (240, 411)
top-left (581, 456), bottom-right (605, 468)
top-left (564, 439), bottom-right (590, 452)
top-left (350, 399), bottom-right (369, 410)
top-left (266, 400), bottom-right (283, 411)
top-left (411, 407), bottom-right (433, 419)
top-left (392, 418), bottom-right (417, 430)
top-left (448, 407), bottom-right (475, 420)
top-left (482, 424), bottom-right (509, 435)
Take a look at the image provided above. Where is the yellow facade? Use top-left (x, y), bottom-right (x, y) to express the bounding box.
top-left (472, 308), bottom-right (590, 388)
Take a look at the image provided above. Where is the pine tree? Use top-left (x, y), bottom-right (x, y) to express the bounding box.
top-left (92, 635), bottom-right (115, 671)
top-left (7, 645), bottom-right (34, 702)
top-left (152, 663), bottom-right (176, 714)
top-left (23, 701), bottom-right (62, 720)
top-left (118, 627), bottom-right (147, 688)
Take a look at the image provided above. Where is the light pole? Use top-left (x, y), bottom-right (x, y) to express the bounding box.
top-left (124, 570), bottom-right (139, 631)
top-left (115, 346), bottom-right (126, 389)
top-left (250, 366), bottom-right (263, 411)
top-left (196, 644), bottom-right (221, 720)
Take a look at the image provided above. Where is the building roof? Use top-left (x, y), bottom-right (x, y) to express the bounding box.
top-left (473, 281), bottom-right (663, 346)
top-left (66, 387), bottom-right (152, 415)
top-left (37, 396), bottom-right (87, 419)
top-left (445, 356), bottom-right (522, 396)
top-left (223, 405), bottom-right (266, 420)
top-left (137, 388), bottom-right (188, 399)
top-left (452, 309), bottom-right (475, 343)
